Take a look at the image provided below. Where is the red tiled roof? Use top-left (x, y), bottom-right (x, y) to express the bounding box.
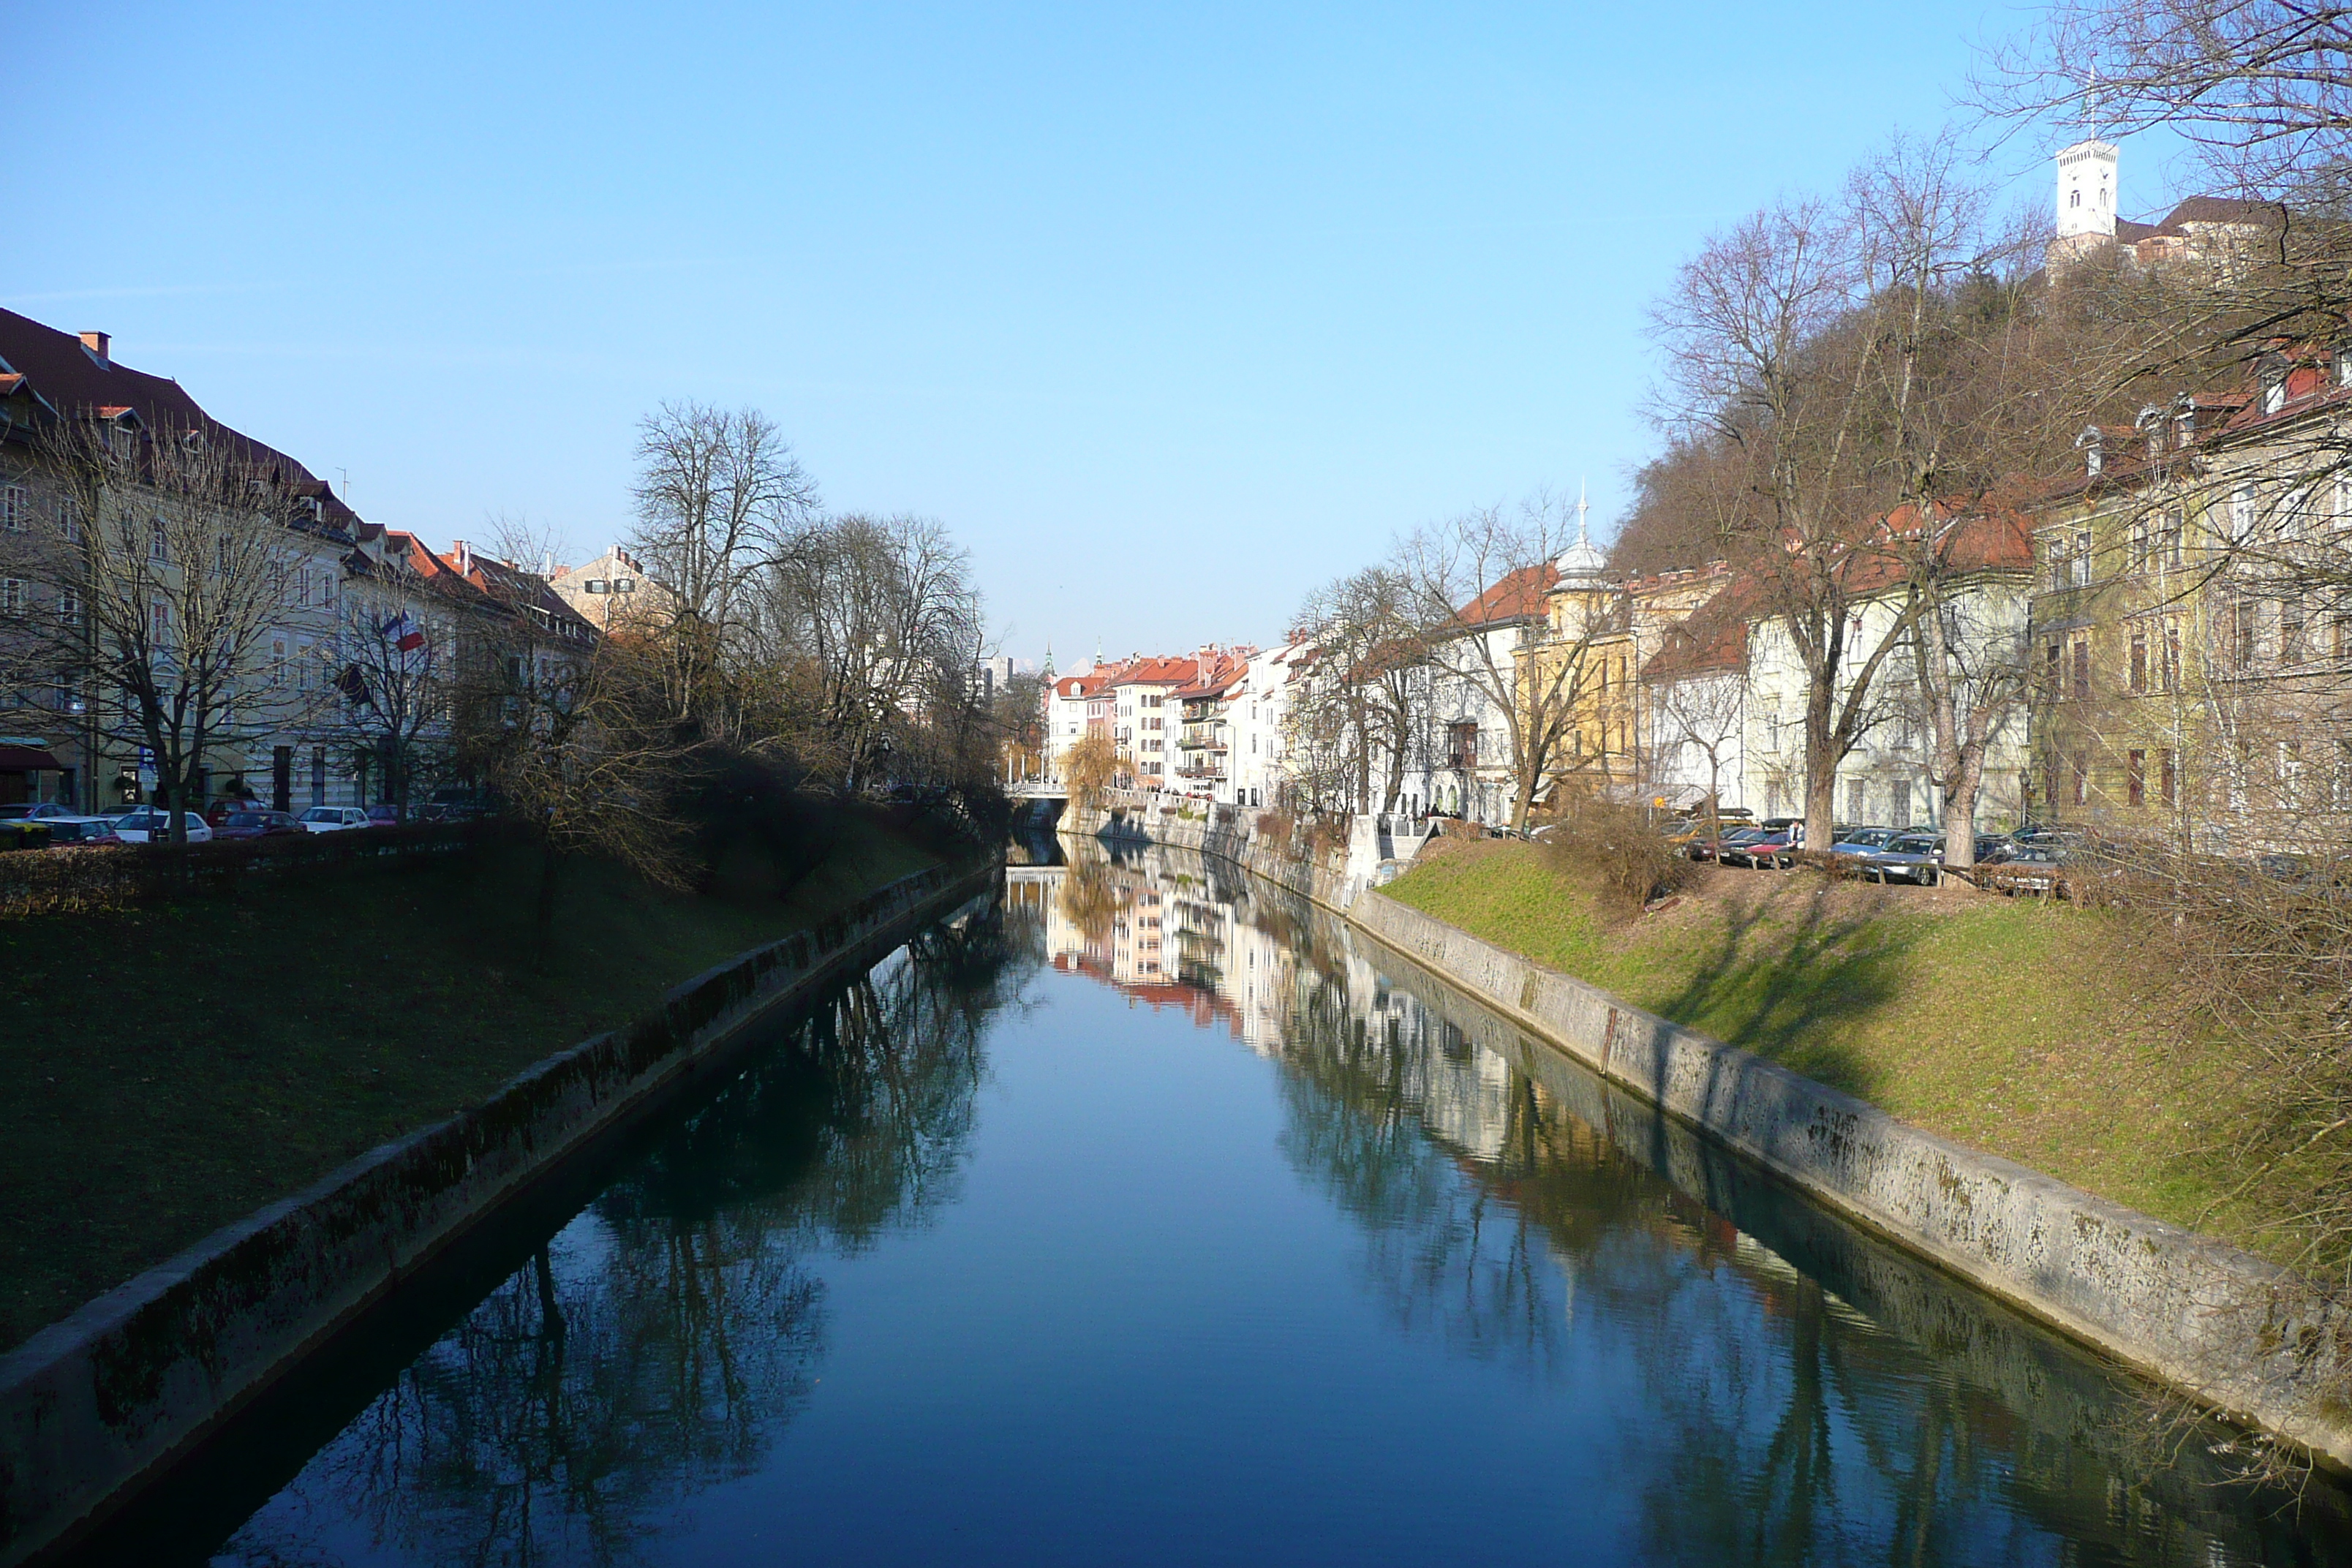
top-left (1107, 655), bottom-right (1199, 688)
top-left (1452, 562), bottom-right (1558, 629)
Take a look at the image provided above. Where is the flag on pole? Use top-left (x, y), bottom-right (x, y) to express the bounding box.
top-left (382, 611), bottom-right (425, 653)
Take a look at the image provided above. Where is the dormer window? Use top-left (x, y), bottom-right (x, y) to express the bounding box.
top-left (2260, 356), bottom-right (2288, 415)
top-left (2077, 426), bottom-right (2105, 478)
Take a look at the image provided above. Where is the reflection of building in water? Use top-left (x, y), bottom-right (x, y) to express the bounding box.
top-left (1037, 846), bottom-right (1308, 1049)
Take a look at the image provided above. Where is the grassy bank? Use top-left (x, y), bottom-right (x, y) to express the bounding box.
top-left (0, 807), bottom-right (946, 1352)
top-left (1383, 840), bottom-right (2259, 1255)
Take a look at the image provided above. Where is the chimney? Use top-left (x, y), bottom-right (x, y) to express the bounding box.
top-left (79, 331), bottom-right (110, 367)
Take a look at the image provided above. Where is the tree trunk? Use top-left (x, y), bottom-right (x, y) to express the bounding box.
top-left (1802, 741), bottom-right (1839, 850)
top-left (1941, 747), bottom-right (1987, 870)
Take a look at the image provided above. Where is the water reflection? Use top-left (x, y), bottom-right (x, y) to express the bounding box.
top-left (1021, 840), bottom-right (2352, 1566)
top-left (121, 843), bottom-right (2352, 1565)
top-left (211, 904), bottom-right (1033, 1568)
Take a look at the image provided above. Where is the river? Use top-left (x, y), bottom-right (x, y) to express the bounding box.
top-left (75, 837), bottom-right (2352, 1565)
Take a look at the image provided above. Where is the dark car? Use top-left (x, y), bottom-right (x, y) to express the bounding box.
top-left (214, 809), bottom-right (304, 841)
top-left (39, 818), bottom-right (121, 846)
top-left (364, 804), bottom-right (406, 828)
top-left (1688, 825), bottom-right (1768, 862)
top-left (1980, 840), bottom-right (2066, 894)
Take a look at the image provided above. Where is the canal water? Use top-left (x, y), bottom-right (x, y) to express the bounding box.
top-left (83, 840), bottom-right (2352, 1565)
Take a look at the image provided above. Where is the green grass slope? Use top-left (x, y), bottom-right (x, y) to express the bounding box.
top-left (1384, 840), bottom-right (2250, 1254)
top-left (0, 807), bottom-right (943, 1351)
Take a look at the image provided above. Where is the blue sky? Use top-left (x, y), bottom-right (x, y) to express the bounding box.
top-left (12, 2), bottom-right (2127, 663)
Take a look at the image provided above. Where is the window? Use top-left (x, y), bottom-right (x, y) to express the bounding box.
top-left (2129, 630), bottom-right (2147, 693)
top-left (2160, 748), bottom-right (2177, 807)
top-left (1447, 721), bottom-right (1477, 770)
top-left (0, 578), bottom-right (20, 615)
top-left (2072, 637), bottom-right (2091, 699)
top-left (2264, 374), bottom-right (2287, 415)
top-left (2047, 537), bottom-right (2071, 591)
top-left (1891, 779), bottom-right (1912, 823)
top-left (2234, 603), bottom-right (2258, 671)
top-left (2071, 752), bottom-right (2089, 806)
top-left (2044, 641), bottom-right (2061, 697)
top-left (2231, 485), bottom-right (2257, 542)
top-left (296, 570), bottom-right (311, 608)
top-left (2164, 621), bottom-right (2182, 691)
top-left (584, 579), bottom-right (610, 594)
top-left (269, 636), bottom-right (287, 687)
top-left (614, 578), bottom-right (636, 593)
top-left (55, 586), bottom-right (80, 626)
top-left (2127, 750), bottom-right (2146, 807)
top-left (0, 485), bottom-right (24, 532)
top-left (2283, 594), bottom-right (2308, 661)
top-left (2073, 531), bottom-right (2093, 586)
top-left (2070, 189), bottom-right (2081, 209)
top-left (148, 521), bottom-right (167, 562)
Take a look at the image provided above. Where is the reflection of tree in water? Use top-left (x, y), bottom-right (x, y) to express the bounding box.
top-left (219, 902), bottom-right (1022, 1568)
top-left (1272, 976), bottom-right (1571, 1374)
top-left (1263, 943), bottom-right (2339, 1567)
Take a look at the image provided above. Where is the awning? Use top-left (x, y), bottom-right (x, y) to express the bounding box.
top-left (0, 745), bottom-right (64, 772)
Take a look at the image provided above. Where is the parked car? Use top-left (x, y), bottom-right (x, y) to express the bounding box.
top-left (45, 816), bottom-right (122, 845)
top-left (0, 802), bottom-right (80, 822)
top-left (1722, 829), bottom-right (1801, 869)
top-left (0, 821), bottom-right (53, 850)
top-left (214, 809), bottom-right (304, 841)
top-left (298, 805), bottom-right (372, 834)
top-left (1980, 840), bottom-right (2066, 894)
top-left (1686, 825), bottom-right (1768, 862)
top-left (29, 815), bottom-right (124, 847)
top-left (1861, 831), bottom-right (1944, 884)
top-left (364, 804), bottom-right (406, 828)
top-left (108, 808), bottom-right (214, 844)
top-left (1830, 826), bottom-right (1899, 853)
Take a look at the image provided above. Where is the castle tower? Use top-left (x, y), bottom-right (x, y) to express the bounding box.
top-left (2046, 139), bottom-right (2121, 276)
top-left (2056, 138), bottom-right (2118, 241)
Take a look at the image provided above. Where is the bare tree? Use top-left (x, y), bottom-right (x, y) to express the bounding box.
top-left (31, 413), bottom-right (327, 843)
top-left (754, 513), bottom-right (981, 794)
top-left (629, 403), bottom-right (819, 734)
top-left (320, 568), bottom-right (453, 823)
top-left (1397, 496), bottom-right (1615, 832)
top-left (1291, 566), bottom-right (1425, 814)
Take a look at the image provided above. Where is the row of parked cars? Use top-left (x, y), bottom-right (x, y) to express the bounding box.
top-left (1673, 814), bottom-right (2068, 887)
top-left (0, 799), bottom-right (470, 848)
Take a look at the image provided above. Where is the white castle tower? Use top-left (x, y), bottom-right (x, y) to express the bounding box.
top-left (2048, 139), bottom-right (2120, 272)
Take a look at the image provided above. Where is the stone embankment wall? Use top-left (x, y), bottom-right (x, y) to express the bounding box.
top-left (1066, 800), bottom-right (2352, 1468)
top-left (0, 859), bottom-right (1000, 1567)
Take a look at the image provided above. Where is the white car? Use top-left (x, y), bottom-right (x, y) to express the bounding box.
top-left (108, 808), bottom-right (213, 844)
top-left (298, 805), bottom-right (372, 833)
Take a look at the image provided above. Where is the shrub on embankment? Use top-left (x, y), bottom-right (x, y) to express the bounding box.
top-left (1382, 839), bottom-right (2267, 1260)
top-left (0, 802), bottom-right (946, 1352)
